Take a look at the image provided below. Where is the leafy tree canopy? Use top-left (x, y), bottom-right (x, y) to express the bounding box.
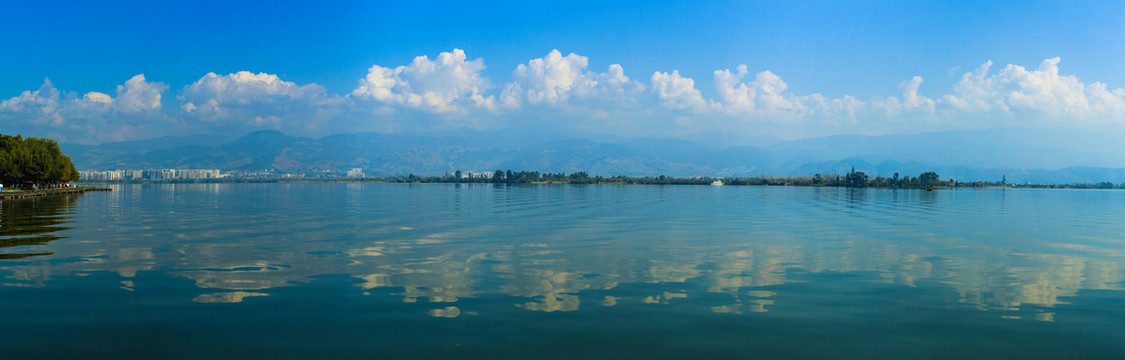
top-left (0, 134), bottom-right (80, 188)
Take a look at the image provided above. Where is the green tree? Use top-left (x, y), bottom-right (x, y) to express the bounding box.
top-left (845, 167), bottom-right (868, 188)
top-left (919, 171), bottom-right (940, 186)
top-left (0, 134), bottom-right (79, 188)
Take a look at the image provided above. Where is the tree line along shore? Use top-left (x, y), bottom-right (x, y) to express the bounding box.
top-left (4, 133), bottom-right (1119, 191)
top-left (77, 168), bottom-right (1125, 190)
top-left (350, 169), bottom-right (1122, 189)
top-left (0, 134), bottom-right (80, 190)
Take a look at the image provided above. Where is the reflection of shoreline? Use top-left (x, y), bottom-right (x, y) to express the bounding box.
top-left (0, 193), bottom-right (79, 260)
top-left (74, 178), bottom-right (1122, 190)
top-left (0, 252), bottom-right (53, 260)
top-left (0, 186), bottom-right (108, 200)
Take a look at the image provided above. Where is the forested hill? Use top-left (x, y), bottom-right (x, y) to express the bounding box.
top-left (61, 127), bottom-right (1125, 184)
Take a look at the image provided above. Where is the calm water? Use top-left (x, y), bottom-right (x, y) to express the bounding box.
top-left (1, 183), bottom-right (1124, 358)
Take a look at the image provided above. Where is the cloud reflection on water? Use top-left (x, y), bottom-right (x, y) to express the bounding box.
top-left (0, 184), bottom-right (1122, 323)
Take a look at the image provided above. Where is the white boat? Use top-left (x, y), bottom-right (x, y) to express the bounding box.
top-left (711, 180), bottom-right (724, 186)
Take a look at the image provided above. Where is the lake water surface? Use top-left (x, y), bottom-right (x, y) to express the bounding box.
top-left (1, 183), bottom-right (1124, 358)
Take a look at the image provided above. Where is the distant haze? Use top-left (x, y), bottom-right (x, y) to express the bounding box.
top-left (62, 127), bottom-right (1125, 184)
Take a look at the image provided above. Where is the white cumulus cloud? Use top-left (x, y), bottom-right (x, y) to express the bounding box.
top-left (711, 65), bottom-right (808, 115)
top-left (0, 75), bottom-right (169, 142)
top-left (650, 70), bottom-right (708, 111)
top-left (941, 58), bottom-right (1125, 121)
top-left (0, 78), bottom-right (65, 126)
top-left (509, 50), bottom-right (644, 107)
top-left (871, 76), bottom-right (936, 116)
top-left (115, 74), bottom-right (167, 113)
top-left (181, 71), bottom-right (339, 123)
top-left (512, 50), bottom-right (591, 105)
top-left (351, 49), bottom-right (493, 114)
top-left (82, 91), bottom-right (113, 105)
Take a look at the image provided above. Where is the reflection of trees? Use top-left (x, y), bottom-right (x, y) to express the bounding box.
top-left (0, 194), bottom-right (78, 260)
top-left (0, 252), bottom-right (52, 260)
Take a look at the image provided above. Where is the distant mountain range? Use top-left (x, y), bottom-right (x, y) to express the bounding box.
top-left (61, 127), bottom-right (1125, 184)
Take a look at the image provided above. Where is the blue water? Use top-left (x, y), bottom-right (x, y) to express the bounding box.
top-left (1, 183), bottom-right (1124, 358)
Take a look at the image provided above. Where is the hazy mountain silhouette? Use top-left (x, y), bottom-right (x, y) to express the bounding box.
top-left (62, 127), bottom-right (1125, 183)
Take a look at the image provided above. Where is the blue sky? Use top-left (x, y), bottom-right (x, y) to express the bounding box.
top-left (2, 0), bottom-right (1124, 143)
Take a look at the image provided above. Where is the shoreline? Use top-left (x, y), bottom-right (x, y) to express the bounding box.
top-left (72, 169), bottom-right (1122, 190)
top-left (0, 186), bottom-right (112, 200)
top-left (71, 179), bottom-right (1116, 190)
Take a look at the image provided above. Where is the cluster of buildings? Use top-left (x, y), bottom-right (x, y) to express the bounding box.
top-left (346, 168), bottom-right (366, 178)
top-left (77, 168), bottom-right (501, 181)
top-left (457, 171), bottom-right (494, 179)
top-left (79, 169), bottom-right (224, 181)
